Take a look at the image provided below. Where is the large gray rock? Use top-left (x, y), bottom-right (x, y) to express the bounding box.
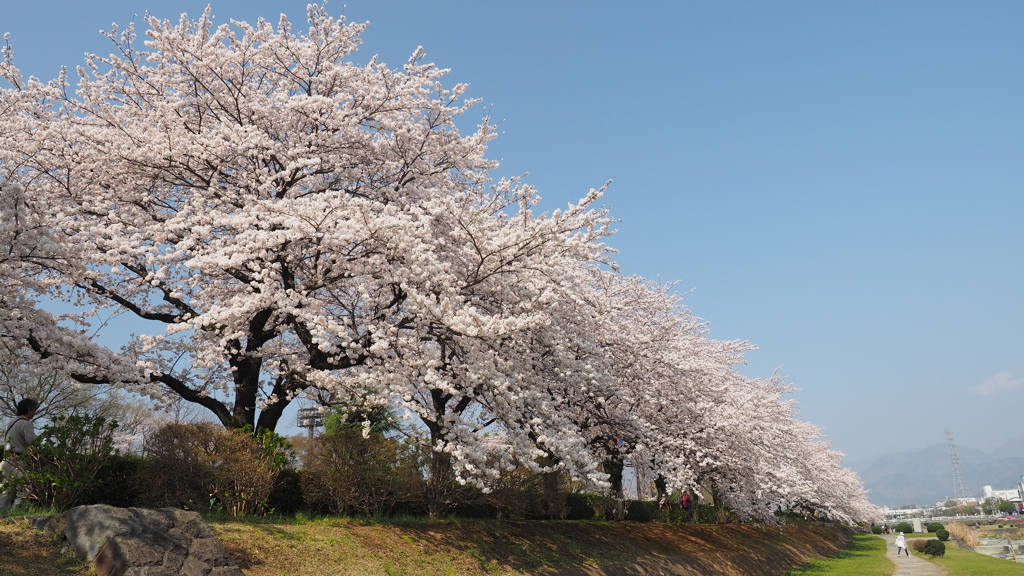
top-left (37, 505), bottom-right (243, 576)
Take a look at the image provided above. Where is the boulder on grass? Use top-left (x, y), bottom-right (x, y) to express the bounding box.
top-left (35, 505), bottom-right (243, 576)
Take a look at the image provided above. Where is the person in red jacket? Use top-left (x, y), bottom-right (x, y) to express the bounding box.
top-left (680, 493), bottom-right (693, 516)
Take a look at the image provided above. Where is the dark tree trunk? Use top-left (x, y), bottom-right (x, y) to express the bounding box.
top-left (654, 475), bottom-right (668, 497)
top-left (425, 449), bottom-right (454, 518)
top-left (604, 456), bottom-right (627, 521)
top-left (537, 454), bottom-right (566, 519)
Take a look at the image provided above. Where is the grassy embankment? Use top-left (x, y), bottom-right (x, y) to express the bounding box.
top-left (2, 511), bottom-right (853, 576)
top-left (921, 544), bottom-right (1024, 576)
top-left (208, 515), bottom-right (851, 576)
top-left (923, 521), bottom-right (1024, 576)
top-left (780, 533), bottom-right (892, 576)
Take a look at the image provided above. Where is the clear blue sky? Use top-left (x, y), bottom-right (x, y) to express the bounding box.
top-left (4, 1), bottom-right (1023, 466)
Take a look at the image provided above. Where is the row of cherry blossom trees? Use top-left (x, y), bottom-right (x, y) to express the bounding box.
top-left (0, 6), bottom-right (876, 522)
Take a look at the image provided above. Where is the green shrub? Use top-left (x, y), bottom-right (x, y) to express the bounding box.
top-left (265, 468), bottom-right (305, 515)
top-left (926, 521), bottom-right (944, 533)
top-left (690, 503), bottom-right (738, 524)
top-left (324, 404), bottom-right (399, 435)
top-left (912, 538), bottom-right (927, 552)
top-left (775, 510), bottom-right (809, 524)
top-left (13, 414), bottom-right (118, 510)
top-left (450, 494), bottom-right (499, 519)
top-left (935, 529), bottom-right (949, 541)
top-left (301, 428), bottom-right (423, 516)
top-left (871, 525), bottom-right (883, 534)
top-left (625, 500), bottom-right (659, 522)
top-left (893, 522), bottom-right (914, 534)
top-left (565, 492), bottom-right (595, 520)
top-left (78, 453), bottom-right (144, 508)
top-left (587, 493), bottom-right (613, 520)
top-left (923, 539), bottom-right (945, 556)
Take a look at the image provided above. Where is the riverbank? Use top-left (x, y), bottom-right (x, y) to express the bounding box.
top-left (1, 513), bottom-right (857, 576)
top-left (209, 518), bottom-right (855, 576)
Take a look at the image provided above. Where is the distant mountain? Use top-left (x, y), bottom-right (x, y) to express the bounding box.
top-left (994, 435), bottom-right (1024, 459)
top-left (853, 442), bottom-right (1024, 508)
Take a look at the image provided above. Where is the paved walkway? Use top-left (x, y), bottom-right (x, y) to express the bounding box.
top-left (878, 535), bottom-right (946, 575)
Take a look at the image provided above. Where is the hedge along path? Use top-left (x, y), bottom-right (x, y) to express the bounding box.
top-left (880, 535), bottom-right (945, 576)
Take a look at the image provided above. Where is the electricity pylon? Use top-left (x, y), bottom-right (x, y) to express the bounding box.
top-left (944, 428), bottom-right (970, 500)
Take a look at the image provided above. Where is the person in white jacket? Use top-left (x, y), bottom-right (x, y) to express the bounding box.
top-left (0, 398), bottom-right (40, 511)
top-left (894, 531), bottom-right (910, 557)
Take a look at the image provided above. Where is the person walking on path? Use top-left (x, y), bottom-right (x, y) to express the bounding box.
top-left (879, 534), bottom-right (944, 576)
top-left (895, 532), bottom-right (910, 557)
top-left (0, 398), bottom-right (40, 511)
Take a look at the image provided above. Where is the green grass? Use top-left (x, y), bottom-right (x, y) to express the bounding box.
top-left (780, 534), bottom-right (893, 576)
top-left (921, 544), bottom-right (1024, 576)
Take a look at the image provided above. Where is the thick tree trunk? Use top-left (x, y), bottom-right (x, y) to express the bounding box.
top-left (425, 449), bottom-right (454, 518)
top-left (537, 454), bottom-right (566, 519)
top-left (604, 456), bottom-right (627, 521)
top-left (605, 456), bottom-right (624, 495)
top-left (654, 475), bottom-right (668, 498)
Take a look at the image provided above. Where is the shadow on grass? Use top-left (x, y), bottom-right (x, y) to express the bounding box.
top-left (782, 534), bottom-right (882, 575)
top-left (393, 520), bottom-right (853, 575)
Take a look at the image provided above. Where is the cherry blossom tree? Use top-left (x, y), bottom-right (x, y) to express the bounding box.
top-left (0, 5), bottom-right (879, 522)
top-left (565, 270), bottom-right (878, 523)
top-left (0, 6), bottom-right (608, 438)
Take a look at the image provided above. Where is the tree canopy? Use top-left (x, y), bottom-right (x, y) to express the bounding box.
top-left (0, 5), bottom-right (877, 523)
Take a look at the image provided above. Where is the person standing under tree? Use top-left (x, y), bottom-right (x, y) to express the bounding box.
top-left (0, 398), bottom-right (40, 511)
top-left (680, 492), bottom-right (693, 517)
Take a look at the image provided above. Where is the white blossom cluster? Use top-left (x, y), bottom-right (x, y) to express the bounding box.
top-left (0, 6), bottom-right (877, 523)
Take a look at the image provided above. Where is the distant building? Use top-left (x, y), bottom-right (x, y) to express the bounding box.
top-left (983, 485), bottom-right (1020, 500)
top-left (934, 496), bottom-right (978, 507)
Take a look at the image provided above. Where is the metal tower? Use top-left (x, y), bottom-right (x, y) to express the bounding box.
top-left (944, 429), bottom-right (970, 500)
top-left (296, 407), bottom-right (324, 438)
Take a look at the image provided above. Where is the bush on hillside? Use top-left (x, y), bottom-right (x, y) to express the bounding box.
top-left (935, 529), bottom-right (949, 541)
top-left (625, 500), bottom-right (659, 522)
top-left (912, 539), bottom-right (927, 552)
top-left (301, 428), bottom-right (422, 516)
top-left (926, 521), bottom-right (944, 533)
top-left (694, 503), bottom-right (739, 524)
top-left (565, 492), bottom-right (596, 520)
top-left (78, 453), bottom-right (144, 508)
top-left (473, 456), bottom-right (560, 520)
top-left (870, 525), bottom-right (883, 534)
top-left (923, 539), bottom-right (945, 556)
top-left (13, 414), bottom-right (119, 510)
top-left (584, 493), bottom-right (613, 520)
top-left (266, 467), bottom-right (306, 515)
top-left (775, 510), bottom-right (810, 524)
top-left (140, 422), bottom-right (280, 516)
top-left (893, 522), bottom-right (914, 534)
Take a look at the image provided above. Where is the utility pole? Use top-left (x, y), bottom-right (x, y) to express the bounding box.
top-left (944, 429), bottom-right (970, 500)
